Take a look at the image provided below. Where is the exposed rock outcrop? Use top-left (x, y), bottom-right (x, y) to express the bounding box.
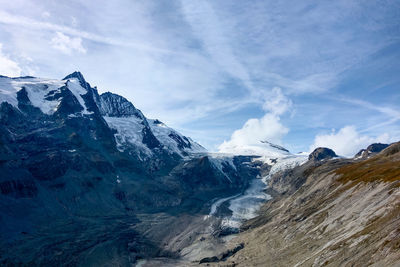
top-left (308, 147), bottom-right (338, 161)
top-left (354, 143), bottom-right (389, 159)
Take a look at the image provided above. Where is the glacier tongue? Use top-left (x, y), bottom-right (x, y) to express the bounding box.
top-left (211, 153), bottom-right (308, 231)
top-left (221, 177), bottom-right (272, 229)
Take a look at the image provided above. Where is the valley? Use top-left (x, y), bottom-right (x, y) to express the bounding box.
top-left (1, 72), bottom-right (400, 266)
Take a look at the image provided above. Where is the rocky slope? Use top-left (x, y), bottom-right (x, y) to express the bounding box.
top-left (200, 142), bottom-right (400, 266)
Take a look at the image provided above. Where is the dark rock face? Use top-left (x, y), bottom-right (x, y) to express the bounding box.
top-left (261, 141), bottom-right (289, 153)
top-left (199, 243), bottom-right (244, 264)
top-left (355, 143), bottom-right (389, 159)
top-left (99, 92), bottom-right (145, 119)
top-left (308, 147), bottom-right (338, 161)
top-left (0, 179), bottom-right (38, 198)
top-left (168, 132), bottom-right (192, 150)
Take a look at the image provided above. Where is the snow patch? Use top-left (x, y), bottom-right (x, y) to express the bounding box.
top-left (267, 154), bottom-right (308, 176)
top-left (104, 116), bottom-right (151, 155)
top-left (66, 78), bottom-right (92, 115)
top-left (218, 141), bottom-right (291, 157)
top-left (148, 119), bottom-right (206, 156)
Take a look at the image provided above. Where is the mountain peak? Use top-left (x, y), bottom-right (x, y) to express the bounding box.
top-left (354, 143), bottom-right (389, 159)
top-left (63, 71), bottom-right (87, 87)
top-left (308, 147), bottom-right (338, 161)
top-left (99, 92), bottom-right (144, 119)
top-left (260, 141), bottom-right (290, 153)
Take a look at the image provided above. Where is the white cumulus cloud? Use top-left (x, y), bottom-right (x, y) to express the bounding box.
top-left (309, 125), bottom-right (392, 157)
top-left (218, 88), bottom-right (290, 155)
top-left (50, 32), bottom-right (87, 55)
top-left (0, 43), bottom-right (21, 77)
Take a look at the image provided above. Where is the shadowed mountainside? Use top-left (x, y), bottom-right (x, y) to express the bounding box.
top-left (0, 72), bottom-right (258, 265)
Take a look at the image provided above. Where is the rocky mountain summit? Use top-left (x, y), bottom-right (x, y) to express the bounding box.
top-left (354, 142), bottom-right (389, 159)
top-left (308, 147), bottom-right (338, 161)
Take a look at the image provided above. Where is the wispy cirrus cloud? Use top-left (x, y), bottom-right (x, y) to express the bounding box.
top-left (179, 1), bottom-right (256, 97)
top-left (0, 0), bottom-right (399, 151)
top-left (0, 9), bottom-right (176, 54)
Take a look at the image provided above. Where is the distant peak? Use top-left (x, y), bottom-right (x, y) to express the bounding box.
top-left (153, 119), bottom-right (164, 125)
top-left (354, 143), bottom-right (389, 159)
top-left (308, 147), bottom-right (337, 161)
top-left (63, 71), bottom-right (86, 84)
top-left (261, 141), bottom-right (290, 153)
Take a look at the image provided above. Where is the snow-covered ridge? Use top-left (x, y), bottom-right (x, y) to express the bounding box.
top-left (148, 119), bottom-right (206, 156)
top-left (0, 75), bottom-right (93, 115)
top-left (0, 72), bottom-right (206, 158)
top-left (259, 154), bottom-right (308, 177)
top-left (0, 76), bottom-right (65, 114)
top-left (218, 141), bottom-right (291, 158)
top-left (105, 115), bottom-right (206, 157)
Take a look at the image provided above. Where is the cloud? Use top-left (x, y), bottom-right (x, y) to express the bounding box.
top-left (0, 0), bottom-right (398, 151)
top-left (0, 43), bottom-right (21, 77)
top-left (219, 113), bottom-right (289, 148)
top-left (50, 32), bottom-right (86, 54)
top-left (0, 10), bottom-right (179, 55)
top-left (41, 11), bottom-right (51, 19)
top-left (263, 87), bottom-right (292, 115)
top-left (309, 125), bottom-right (392, 157)
top-left (218, 88), bottom-right (290, 154)
top-left (179, 0), bottom-right (256, 96)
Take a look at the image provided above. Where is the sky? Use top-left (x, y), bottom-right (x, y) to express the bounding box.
top-left (0, 0), bottom-right (400, 157)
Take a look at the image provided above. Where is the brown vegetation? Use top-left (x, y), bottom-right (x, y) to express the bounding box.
top-left (335, 143), bottom-right (400, 185)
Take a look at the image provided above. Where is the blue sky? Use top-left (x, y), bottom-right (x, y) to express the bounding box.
top-left (0, 0), bottom-right (400, 156)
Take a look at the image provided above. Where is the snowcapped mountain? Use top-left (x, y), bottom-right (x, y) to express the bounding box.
top-left (218, 140), bottom-right (291, 158)
top-left (0, 71), bottom-right (205, 160)
top-left (0, 72), bottom-right (260, 266)
top-left (98, 92), bottom-right (205, 158)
